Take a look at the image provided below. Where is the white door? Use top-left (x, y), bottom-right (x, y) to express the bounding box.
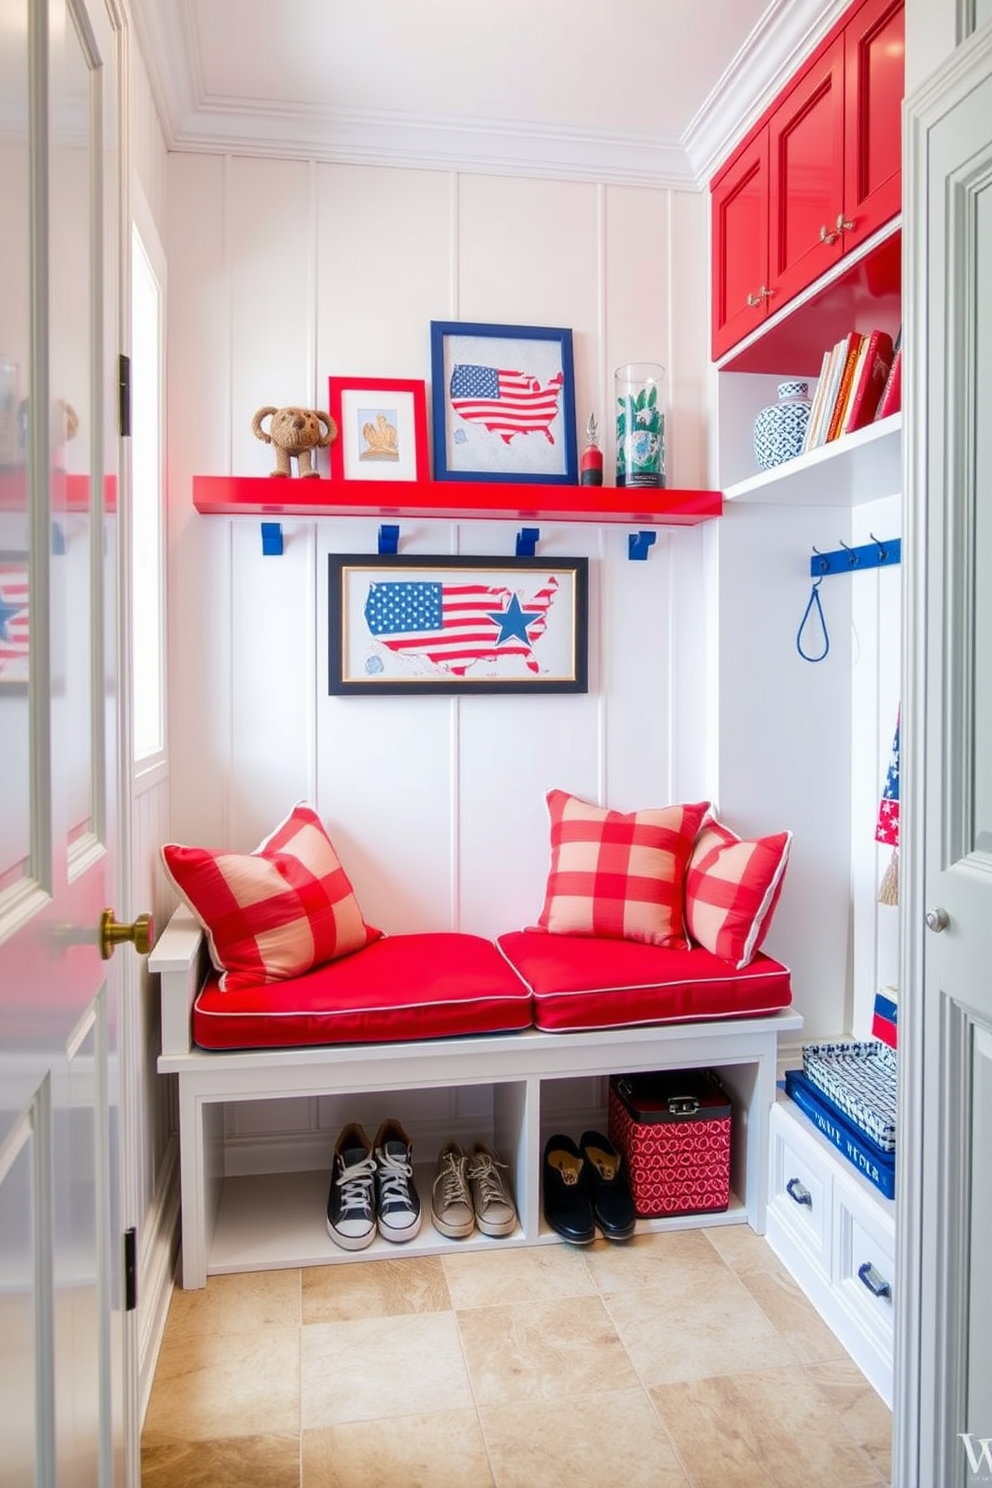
top-left (899, 21), bottom-right (992, 1488)
top-left (0, 0), bottom-right (134, 1483)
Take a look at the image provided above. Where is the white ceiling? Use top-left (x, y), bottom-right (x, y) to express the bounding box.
top-left (130, 0), bottom-right (845, 189)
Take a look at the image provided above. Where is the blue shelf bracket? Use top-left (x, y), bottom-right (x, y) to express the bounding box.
top-left (378, 523), bottom-right (400, 555)
top-left (809, 535), bottom-right (901, 577)
top-left (628, 530), bottom-right (657, 561)
top-left (515, 526), bottom-right (540, 557)
top-left (260, 521), bottom-right (283, 556)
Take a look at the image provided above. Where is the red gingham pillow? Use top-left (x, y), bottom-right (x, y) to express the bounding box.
top-left (685, 818), bottom-right (791, 969)
top-left (161, 803), bottom-right (381, 991)
top-left (536, 790), bottom-right (711, 948)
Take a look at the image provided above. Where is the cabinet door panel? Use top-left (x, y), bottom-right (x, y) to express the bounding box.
top-left (768, 37), bottom-right (846, 312)
top-left (710, 132), bottom-right (769, 362)
top-left (844, 0), bottom-right (904, 242)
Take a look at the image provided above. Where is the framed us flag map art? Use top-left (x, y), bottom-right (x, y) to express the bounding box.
top-left (327, 553), bottom-right (588, 695)
top-left (429, 321), bottom-right (578, 485)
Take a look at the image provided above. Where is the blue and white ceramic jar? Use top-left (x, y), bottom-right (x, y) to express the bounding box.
top-left (753, 380), bottom-right (811, 470)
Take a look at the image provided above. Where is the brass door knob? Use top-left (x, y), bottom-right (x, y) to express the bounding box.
top-left (100, 908), bottom-right (155, 960)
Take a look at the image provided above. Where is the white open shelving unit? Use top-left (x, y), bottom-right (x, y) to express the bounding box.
top-left (723, 413), bottom-right (902, 506)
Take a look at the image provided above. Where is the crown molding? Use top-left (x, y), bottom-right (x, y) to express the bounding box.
top-left (128, 0), bottom-right (845, 190)
top-left (683, 0), bottom-right (851, 184)
top-left (169, 102), bottom-right (699, 188)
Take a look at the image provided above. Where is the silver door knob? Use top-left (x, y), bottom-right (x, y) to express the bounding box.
top-left (925, 907), bottom-right (950, 933)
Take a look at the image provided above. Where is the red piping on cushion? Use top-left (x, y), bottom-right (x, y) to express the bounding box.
top-left (527, 962), bottom-right (792, 999)
top-left (193, 987), bottom-right (531, 1023)
top-left (534, 1001), bottom-right (791, 1034)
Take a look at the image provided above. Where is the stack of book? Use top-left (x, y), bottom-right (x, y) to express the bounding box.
top-left (784, 1038), bottom-right (897, 1198)
top-left (801, 327), bottom-right (902, 455)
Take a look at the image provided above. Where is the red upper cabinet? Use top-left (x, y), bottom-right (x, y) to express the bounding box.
top-left (843, 0), bottom-right (905, 242)
top-left (767, 37), bottom-right (847, 311)
top-left (711, 0), bottom-right (904, 363)
top-left (710, 132), bottom-right (770, 353)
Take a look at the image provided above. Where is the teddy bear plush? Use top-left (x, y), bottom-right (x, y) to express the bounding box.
top-left (251, 405), bottom-right (337, 478)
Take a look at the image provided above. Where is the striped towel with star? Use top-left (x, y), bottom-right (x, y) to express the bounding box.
top-left (449, 364), bottom-right (564, 445)
top-left (364, 576), bottom-right (559, 676)
top-left (875, 716), bottom-right (900, 848)
top-left (0, 564), bottom-right (29, 680)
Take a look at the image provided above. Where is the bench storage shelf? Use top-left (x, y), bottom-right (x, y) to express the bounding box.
top-left (153, 909), bottom-right (803, 1287)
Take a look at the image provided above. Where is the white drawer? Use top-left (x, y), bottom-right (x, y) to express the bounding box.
top-left (768, 1100), bottom-right (831, 1268)
top-left (835, 1191), bottom-right (896, 1346)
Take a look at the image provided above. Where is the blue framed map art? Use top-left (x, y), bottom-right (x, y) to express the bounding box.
top-left (328, 553), bottom-right (588, 695)
top-left (429, 321), bottom-right (578, 485)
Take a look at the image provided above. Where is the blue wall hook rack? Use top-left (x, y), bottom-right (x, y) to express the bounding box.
top-left (809, 535), bottom-right (900, 577)
top-left (628, 531), bottom-right (657, 561)
top-left (516, 526), bottom-right (540, 557)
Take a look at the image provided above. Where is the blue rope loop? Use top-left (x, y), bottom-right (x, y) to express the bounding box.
top-left (797, 579), bottom-right (829, 663)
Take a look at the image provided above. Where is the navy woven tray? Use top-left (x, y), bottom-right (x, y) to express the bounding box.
top-left (784, 1070), bottom-right (896, 1200)
top-left (801, 1039), bottom-right (897, 1153)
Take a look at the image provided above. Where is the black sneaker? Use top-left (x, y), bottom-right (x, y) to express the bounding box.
top-left (326, 1123), bottom-right (377, 1251)
top-left (373, 1118), bottom-right (421, 1243)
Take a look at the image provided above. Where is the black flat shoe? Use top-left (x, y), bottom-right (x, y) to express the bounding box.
top-left (580, 1130), bottom-right (636, 1242)
top-left (543, 1134), bottom-right (595, 1244)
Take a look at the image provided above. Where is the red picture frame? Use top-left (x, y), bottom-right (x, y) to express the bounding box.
top-left (328, 376), bottom-right (430, 484)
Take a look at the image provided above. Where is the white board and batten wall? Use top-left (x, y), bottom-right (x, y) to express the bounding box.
top-left (163, 152), bottom-right (897, 1163)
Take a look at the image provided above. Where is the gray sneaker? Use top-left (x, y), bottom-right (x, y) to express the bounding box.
top-left (372, 1118), bottom-right (422, 1243)
top-left (467, 1142), bottom-right (517, 1237)
top-left (431, 1141), bottom-right (475, 1239)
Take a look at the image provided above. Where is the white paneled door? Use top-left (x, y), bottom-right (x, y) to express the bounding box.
top-left (901, 22), bottom-right (992, 1488)
top-left (0, 0), bottom-right (132, 1484)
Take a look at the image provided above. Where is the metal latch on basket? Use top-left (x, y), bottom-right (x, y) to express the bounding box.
top-left (667, 1096), bottom-right (699, 1115)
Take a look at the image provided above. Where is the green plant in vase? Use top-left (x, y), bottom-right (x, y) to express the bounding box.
top-left (615, 363), bottom-right (666, 488)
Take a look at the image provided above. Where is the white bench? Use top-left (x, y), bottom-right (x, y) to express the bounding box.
top-left (152, 906), bottom-right (804, 1288)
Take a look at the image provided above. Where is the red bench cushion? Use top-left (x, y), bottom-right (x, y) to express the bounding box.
top-left (497, 929), bottom-right (792, 1033)
top-left (191, 932), bottom-right (532, 1050)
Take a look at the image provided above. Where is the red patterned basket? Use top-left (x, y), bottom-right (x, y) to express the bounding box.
top-left (608, 1070), bottom-right (732, 1218)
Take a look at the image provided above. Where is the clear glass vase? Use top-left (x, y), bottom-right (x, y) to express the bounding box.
top-left (615, 362), bottom-right (666, 488)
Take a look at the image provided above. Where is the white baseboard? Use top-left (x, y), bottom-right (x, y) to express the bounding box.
top-left (777, 1039), bottom-right (805, 1080)
top-left (137, 1135), bottom-right (180, 1426)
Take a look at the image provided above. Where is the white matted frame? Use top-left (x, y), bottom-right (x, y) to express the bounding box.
top-left (328, 376), bottom-right (429, 483)
top-left (429, 320), bottom-right (578, 485)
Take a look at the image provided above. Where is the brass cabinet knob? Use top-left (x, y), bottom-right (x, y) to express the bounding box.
top-left (100, 908), bottom-right (155, 960)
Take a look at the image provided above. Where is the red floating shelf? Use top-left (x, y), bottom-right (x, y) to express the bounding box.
top-left (192, 475), bottom-right (722, 527)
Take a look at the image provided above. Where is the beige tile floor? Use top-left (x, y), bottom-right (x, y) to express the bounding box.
top-left (142, 1226), bottom-right (892, 1488)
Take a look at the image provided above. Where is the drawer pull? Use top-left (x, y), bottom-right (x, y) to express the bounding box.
top-left (786, 1177), bottom-right (813, 1207)
top-left (858, 1261), bottom-right (892, 1299)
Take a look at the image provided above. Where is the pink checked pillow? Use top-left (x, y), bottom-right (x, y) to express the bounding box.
top-left (161, 803), bottom-right (381, 991)
top-left (537, 790), bottom-right (711, 948)
top-left (685, 818), bottom-right (791, 969)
